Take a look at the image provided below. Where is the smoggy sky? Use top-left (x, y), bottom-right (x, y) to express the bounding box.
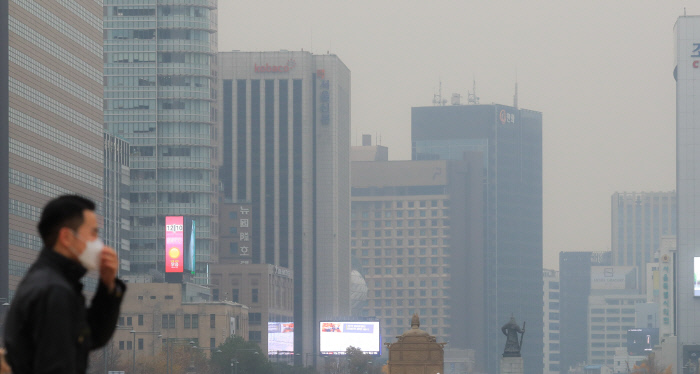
top-left (218, 1), bottom-right (698, 270)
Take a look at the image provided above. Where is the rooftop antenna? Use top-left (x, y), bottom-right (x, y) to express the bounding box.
top-left (514, 69), bottom-right (519, 109)
top-left (468, 77), bottom-right (480, 105)
top-left (433, 80), bottom-right (447, 106)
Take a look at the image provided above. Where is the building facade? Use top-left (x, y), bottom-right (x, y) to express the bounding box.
top-left (559, 251), bottom-right (612, 374)
top-left (611, 192), bottom-right (676, 293)
top-left (351, 159), bottom-right (484, 362)
top-left (412, 103), bottom-right (543, 374)
top-left (207, 263), bottom-right (294, 355)
top-left (218, 51), bottom-right (351, 365)
top-left (1, 0), bottom-right (106, 299)
top-left (544, 269), bottom-right (561, 374)
top-left (587, 293), bottom-right (646, 366)
top-left (103, 0), bottom-right (220, 280)
top-left (674, 16), bottom-right (700, 374)
top-left (112, 282), bottom-right (249, 366)
top-left (104, 133), bottom-right (131, 275)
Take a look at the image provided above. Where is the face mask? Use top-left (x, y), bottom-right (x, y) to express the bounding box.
top-left (72, 232), bottom-right (103, 271)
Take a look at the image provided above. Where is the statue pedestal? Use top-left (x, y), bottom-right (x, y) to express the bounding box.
top-left (500, 357), bottom-right (524, 374)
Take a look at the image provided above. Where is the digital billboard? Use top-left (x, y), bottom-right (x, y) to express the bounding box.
top-left (319, 321), bottom-right (380, 356)
top-left (165, 216), bottom-right (184, 273)
top-left (591, 266), bottom-right (638, 290)
top-left (694, 257), bottom-right (700, 297)
top-left (268, 322), bottom-right (294, 355)
top-left (627, 328), bottom-right (659, 356)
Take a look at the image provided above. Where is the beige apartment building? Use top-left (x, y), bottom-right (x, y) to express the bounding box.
top-left (112, 283), bottom-right (249, 364)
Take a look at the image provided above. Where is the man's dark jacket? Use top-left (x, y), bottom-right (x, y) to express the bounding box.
top-left (4, 249), bottom-right (125, 374)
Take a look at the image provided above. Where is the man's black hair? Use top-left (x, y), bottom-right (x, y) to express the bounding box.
top-left (37, 195), bottom-right (96, 249)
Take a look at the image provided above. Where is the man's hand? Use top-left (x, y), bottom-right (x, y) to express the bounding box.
top-left (99, 246), bottom-right (118, 292)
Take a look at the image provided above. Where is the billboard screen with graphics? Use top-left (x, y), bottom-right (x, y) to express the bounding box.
top-left (268, 322), bottom-right (294, 355)
top-left (319, 321), bottom-right (380, 355)
top-left (165, 216), bottom-right (184, 272)
top-left (591, 266), bottom-right (637, 290)
top-left (627, 328), bottom-right (659, 355)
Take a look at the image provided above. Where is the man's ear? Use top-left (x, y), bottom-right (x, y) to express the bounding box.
top-left (56, 227), bottom-right (74, 248)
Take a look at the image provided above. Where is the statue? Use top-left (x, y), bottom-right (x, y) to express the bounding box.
top-left (501, 316), bottom-right (525, 357)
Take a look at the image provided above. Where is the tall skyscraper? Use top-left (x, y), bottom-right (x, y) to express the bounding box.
top-left (218, 51), bottom-right (351, 365)
top-left (675, 16), bottom-right (700, 374)
top-left (350, 157), bottom-right (485, 362)
top-left (611, 191), bottom-right (676, 292)
top-left (1, 0), bottom-right (105, 299)
top-left (559, 251), bottom-right (611, 374)
top-left (103, 1), bottom-right (219, 280)
top-left (412, 103), bottom-right (543, 374)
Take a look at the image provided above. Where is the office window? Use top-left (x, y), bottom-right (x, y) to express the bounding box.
top-left (232, 289), bottom-right (239, 302)
top-left (119, 316), bottom-right (124, 326)
top-left (127, 341), bottom-right (132, 350)
top-left (252, 289), bottom-right (259, 303)
top-left (249, 331), bottom-right (262, 342)
top-left (210, 314), bottom-right (216, 328)
top-left (192, 314), bottom-right (198, 328)
top-left (184, 314), bottom-right (191, 328)
top-left (138, 315), bottom-right (143, 326)
top-left (138, 338), bottom-right (143, 350)
top-left (119, 341), bottom-right (124, 350)
top-left (127, 317), bottom-right (132, 326)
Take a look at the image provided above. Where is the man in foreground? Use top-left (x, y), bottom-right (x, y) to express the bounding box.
top-left (4, 195), bottom-right (126, 374)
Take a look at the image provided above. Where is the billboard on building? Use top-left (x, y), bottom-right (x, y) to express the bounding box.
top-left (591, 266), bottom-right (637, 290)
top-left (184, 217), bottom-right (196, 274)
top-left (165, 216), bottom-right (184, 273)
top-left (319, 321), bottom-right (380, 356)
top-left (627, 328), bottom-right (659, 355)
top-left (268, 322), bottom-right (294, 355)
top-left (694, 257), bottom-right (700, 297)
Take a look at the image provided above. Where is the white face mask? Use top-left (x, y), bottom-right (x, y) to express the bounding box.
top-left (72, 232), bottom-right (103, 271)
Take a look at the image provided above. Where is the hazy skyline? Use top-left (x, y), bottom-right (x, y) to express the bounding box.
top-left (219, 2), bottom-right (695, 269)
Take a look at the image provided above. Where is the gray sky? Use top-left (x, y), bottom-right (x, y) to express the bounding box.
top-left (218, 1), bottom-right (696, 270)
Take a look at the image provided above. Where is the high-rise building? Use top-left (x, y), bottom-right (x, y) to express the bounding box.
top-left (587, 266), bottom-right (644, 366)
top-left (350, 158), bottom-right (485, 361)
top-left (104, 133), bottom-right (131, 275)
top-left (412, 103), bottom-right (543, 374)
top-left (674, 16), bottom-right (700, 374)
top-left (1, 1), bottom-right (106, 299)
top-left (218, 51), bottom-right (351, 365)
top-left (351, 134), bottom-right (388, 162)
top-left (559, 251), bottom-right (611, 374)
top-left (611, 192), bottom-right (676, 293)
top-left (544, 269), bottom-right (561, 374)
top-left (103, 1), bottom-right (220, 280)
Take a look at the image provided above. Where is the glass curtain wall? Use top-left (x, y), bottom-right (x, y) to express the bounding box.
top-left (104, 0), bottom-right (218, 280)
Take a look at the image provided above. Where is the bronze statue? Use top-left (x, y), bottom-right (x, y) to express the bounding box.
top-left (501, 316), bottom-right (525, 357)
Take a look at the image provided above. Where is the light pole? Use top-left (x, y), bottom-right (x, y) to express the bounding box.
top-left (130, 330), bottom-right (160, 374)
top-left (231, 359), bottom-right (238, 374)
top-left (163, 338), bottom-right (196, 374)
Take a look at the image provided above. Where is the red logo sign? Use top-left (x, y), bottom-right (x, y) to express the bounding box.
top-left (255, 59), bottom-right (296, 73)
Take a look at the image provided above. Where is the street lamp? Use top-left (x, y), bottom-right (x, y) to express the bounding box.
top-left (231, 359), bottom-right (238, 374)
top-left (163, 338), bottom-right (196, 374)
top-left (129, 330), bottom-right (160, 374)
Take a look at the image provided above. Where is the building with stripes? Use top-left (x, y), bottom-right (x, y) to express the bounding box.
top-left (218, 51), bottom-right (351, 365)
top-left (1, 0), bottom-right (105, 300)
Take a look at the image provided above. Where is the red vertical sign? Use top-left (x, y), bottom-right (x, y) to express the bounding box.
top-left (165, 216), bottom-right (184, 273)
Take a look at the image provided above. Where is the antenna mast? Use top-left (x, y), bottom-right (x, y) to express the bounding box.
top-left (433, 80), bottom-right (447, 106)
top-left (468, 78), bottom-right (479, 105)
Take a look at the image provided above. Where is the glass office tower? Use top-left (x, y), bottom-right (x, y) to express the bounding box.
top-left (103, 1), bottom-right (219, 279)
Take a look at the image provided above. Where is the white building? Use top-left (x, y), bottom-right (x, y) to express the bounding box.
top-left (544, 269), bottom-right (561, 374)
top-left (674, 16), bottom-right (700, 374)
top-left (218, 51), bottom-right (351, 366)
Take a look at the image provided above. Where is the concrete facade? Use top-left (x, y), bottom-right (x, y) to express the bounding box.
top-left (351, 158), bottom-right (484, 359)
top-left (208, 263), bottom-right (294, 355)
top-left (112, 282), bottom-right (249, 366)
top-left (104, 133), bottom-right (131, 275)
top-left (218, 51), bottom-right (351, 365)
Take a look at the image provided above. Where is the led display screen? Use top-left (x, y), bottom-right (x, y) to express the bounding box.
top-left (319, 321), bottom-right (380, 356)
top-left (165, 216), bottom-right (184, 273)
top-left (268, 322), bottom-right (294, 355)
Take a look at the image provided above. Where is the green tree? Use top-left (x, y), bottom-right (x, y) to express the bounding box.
top-left (345, 346), bottom-right (381, 374)
top-left (210, 336), bottom-right (271, 374)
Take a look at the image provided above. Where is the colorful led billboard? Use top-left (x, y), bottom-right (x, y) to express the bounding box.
top-left (165, 216), bottom-right (184, 273)
top-left (268, 322), bottom-right (294, 355)
top-left (319, 321), bottom-right (380, 356)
